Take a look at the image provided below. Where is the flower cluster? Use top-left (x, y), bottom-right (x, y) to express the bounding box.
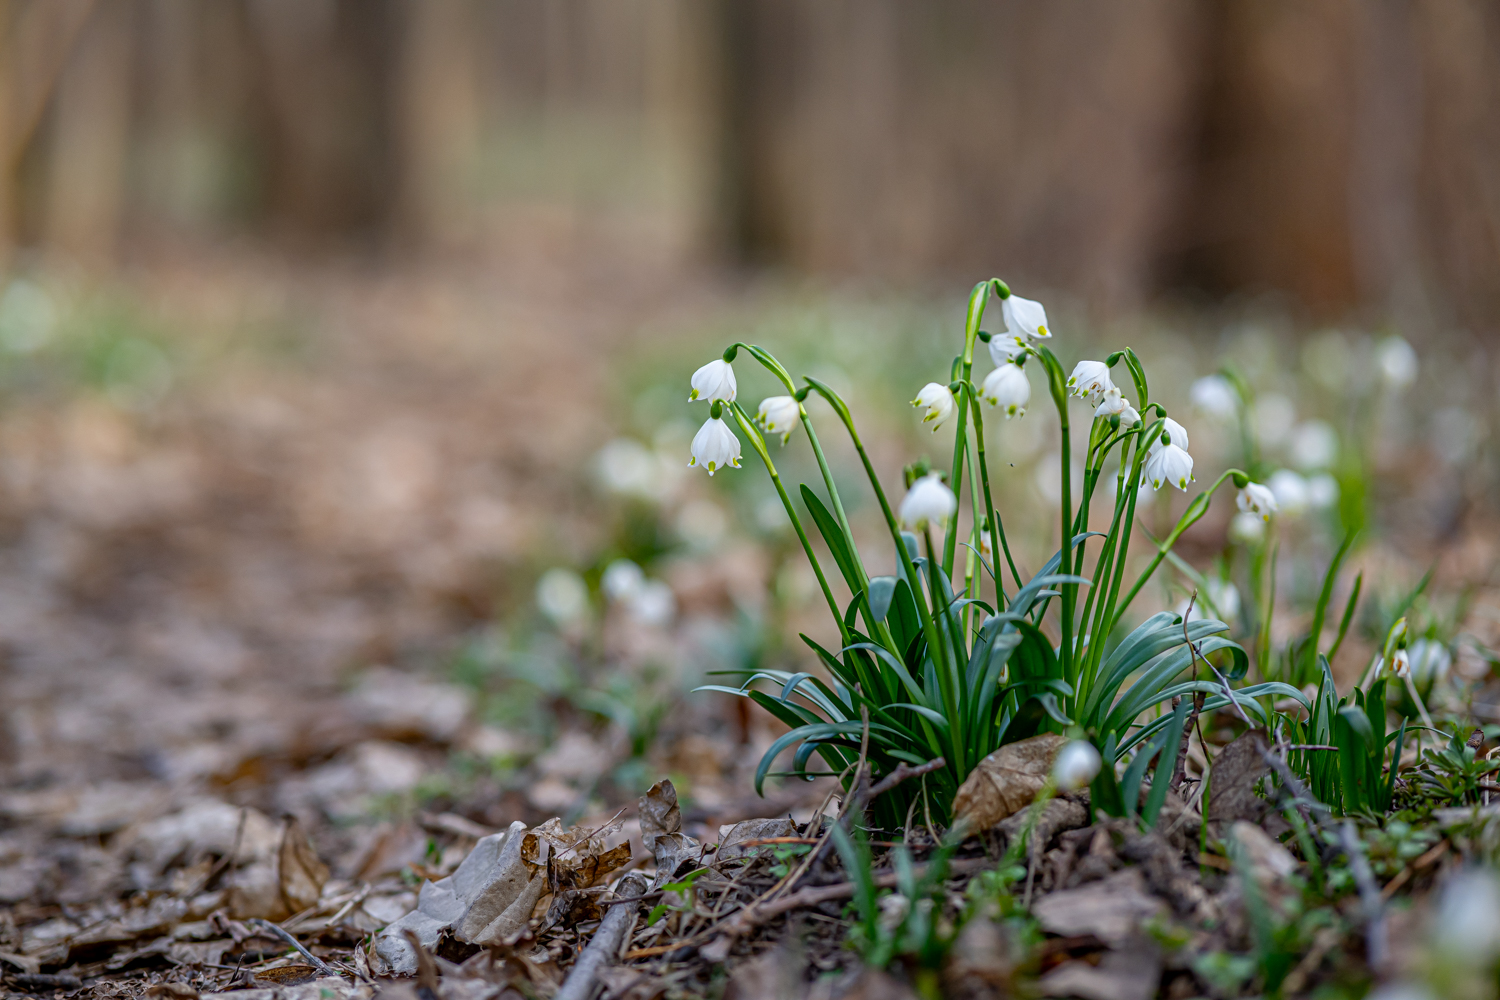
top-left (978, 293), bottom-right (1049, 418)
top-left (687, 359), bottom-right (742, 475)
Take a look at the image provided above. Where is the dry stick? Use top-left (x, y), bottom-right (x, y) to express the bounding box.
top-left (554, 872), bottom-right (649, 1000)
top-left (867, 757), bottom-right (946, 799)
top-left (1169, 693), bottom-right (1205, 792)
top-left (245, 919), bottom-right (340, 979)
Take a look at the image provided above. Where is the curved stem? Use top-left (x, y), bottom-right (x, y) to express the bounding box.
top-left (965, 383), bottom-right (1022, 599)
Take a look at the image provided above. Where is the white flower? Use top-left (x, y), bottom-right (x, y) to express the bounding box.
top-left (628, 580), bottom-right (676, 626)
top-left (1290, 420), bottom-right (1338, 470)
top-left (1151, 416), bottom-right (1189, 453)
top-left (1001, 294), bottom-right (1050, 340)
top-left (1377, 336), bottom-right (1418, 390)
top-left (1254, 394), bottom-right (1296, 447)
top-left (689, 359), bottom-right (736, 403)
top-left (756, 395), bottom-right (801, 444)
top-left (1208, 579), bottom-right (1241, 621)
top-left (1229, 511), bottom-right (1266, 545)
top-left (1144, 443), bottom-right (1194, 491)
top-left (1408, 639), bottom-right (1452, 685)
top-left (537, 568), bottom-right (589, 624)
top-left (1067, 360), bottom-right (1113, 402)
top-left (1094, 386), bottom-right (1139, 426)
top-left (1388, 648), bottom-right (1411, 679)
top-left (1307, 473), bottom-right (1339, 509)
top-left (602, 559), bottom-right (645, 601)
top-left (1267, 469), bottom-right (1309, 515)
top-left (688, 417), bottom-right (741, 475)
top-left (1053, 740), bottom-right (1101, 791)
top-left (1434, 868), bottom-right (1500, 962)
top-left (1190, 375), bottom-right (1238, 419)
top-left (1236, 482), bottom-right (1278, 521)
top-left (981, 364), bottom-right (1030, 417)
top-left (899, 473), bottom-right (957, 529)
top-left (988, 335), bottom-right (1028, 366)
top-left (912, 383), bottom-right (957, 431)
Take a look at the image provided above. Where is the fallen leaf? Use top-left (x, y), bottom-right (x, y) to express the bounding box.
top-left (1037, 938), bottom-right (1161, 1000)
top-left (951, 734), bottom-right (1069, 832)
top-left (638, 780), bottom-right (682, 851)
top-left (1207, 730), bottom-right (1271, 833)
top-left (277, 816), bottom-right (330, 915)
top-left (715, 817), bottom-right (798, 862)
top-left (1031, 867), bottom-right (1167, 947)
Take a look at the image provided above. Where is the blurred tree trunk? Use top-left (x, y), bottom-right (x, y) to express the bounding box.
top-left (45, 0), bottom-right (133, 266)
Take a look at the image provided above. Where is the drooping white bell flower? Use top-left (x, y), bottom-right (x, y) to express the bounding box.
top-left (1144, 443), bottom-right (1194, 491)
top-left (1190, 374), bottom-right (1238, 419)
top-left (1377, 336), bottom-right (1418, 390)
top-left (1388, 647), bottom-right (1411, 679)
top-left (1067, 360), bottom-right (1113, 402)
top-left (912, 382), bottom-right (957, 431)
top-left (537, 568), bottom-right (589, 624)
top-left (1267, 469), bottom-right (1309, 515)
top-left (628, 579), bottom-right (676, 626)
top-left (1001, 294), bottom-right (1051, 340)
top-left (1229, 511), bottom-right (1266, 546)
top-left (1434, 867), bottom-right (1500, 962)
top-left (1151, 416), bottom-right (1190, 453)
top-left (688, 417), bottom-right (741, 475)
top-left (1052, 740), bottom-right (1101, 791)
top-left (898, 473), bottom-right (957, 530)
top-left (1094, 386), bottom-right (1139, 426)
top-left (1408, 638), bottom-right (1452, 685)
top-left (689, 359), bottom-right (736, 403)
top-left (1236, 482), bottom-right (1278, 521)
top-left (988, 335), bottom-right (1028, 366)
top-left (981, 363), bottom-right (1030, 417)
top-left (755, 395), bottom-right (801, 444)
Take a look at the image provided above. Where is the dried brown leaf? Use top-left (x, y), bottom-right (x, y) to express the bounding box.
top-left (638, 780), bottom-right (681, 851)
top-left (277, 816), bottom-right (330, 915)
top-left (951, 734), bottom-right (1069, 832)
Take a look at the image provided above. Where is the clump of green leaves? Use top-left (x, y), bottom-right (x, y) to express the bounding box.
top-left (1410, 726), bottom-right (1500, 805)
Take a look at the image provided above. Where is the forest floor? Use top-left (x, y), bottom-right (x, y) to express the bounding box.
top-left (3, 236), bottom-right (1500, 1000)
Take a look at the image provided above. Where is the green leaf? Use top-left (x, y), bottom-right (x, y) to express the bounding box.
top-left (1143, 698), bottom-right (1189, 826)
top-left (868, 576), bottom-right (898, 623)
top-left (801, 484), bottom-right (863, 597)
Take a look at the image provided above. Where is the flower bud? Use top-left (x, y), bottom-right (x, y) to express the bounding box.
top-left (756, 395), bottom-right (801, 444)
top-left (1377, 337), bottom-right (1418, 390)
top-left (980, 363), bottom-right (1030, 417)
top-left (689, 358), bottom-right (737, 403)
top-left (1053, 740), bottom-right (1102, 791)
top-left (912, 383), bottom-right (957, 431)
top-left (898, 473), bottom-right (957, 530)
top-left (1236, 482), bottom-right (1278, 521)
top-left (688, 417), bottom-right (742, 475)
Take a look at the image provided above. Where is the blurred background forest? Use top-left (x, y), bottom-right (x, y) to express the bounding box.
top-left (2, 0), bottom-right (1500, 951)
top-left (2, 0), bottom-right (1499, 326)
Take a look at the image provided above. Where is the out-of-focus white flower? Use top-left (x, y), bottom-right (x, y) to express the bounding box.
top-left (1237, 482), bottom-right (1278, 521)
top-left (1145, 443), bottom-right (1194, 491)
top-left (602, 559), bottom-right (645, 602)
top-left (899, 473), bottom-right (957, 529)
top-left (628, 579), bottom-right (676, 626)
top-left (1254, 394), bottom-right (1297, 448)
top-left (689, 359), bottom-right (736, 402)
top-left (1290, 420), bottom-right (1338, 470)
top-left (1434, 867), bottom-right (1500, 961)
top-left (981, 363), bottom-right (1030, 417)
top-left (1229, 511), bottom-right (1266, 545)
top-left (537, 568), bottom-right (589, 624)
top-left (988, 335), bottom-right (1028, 365)
top-left (1388, 648), bottom-right (1411, 679)
top-left (1094, 386), bottom-right (1139, 426)
top-left (1176, 580), bottom-right (1241, 623)
top-left (912, 383), bottom-right (957, 431)
top-left (1307, 473), bottom-right (1340, 509)
top-left (1364, 984), bottom-right (1435, 1000)
top-left (1377, 336), bottom-right (1418, 390)
top-left (1001, 294), bottom-right (1051, 340)
top-left (596, 439), bottom-right (662, 500)
top-left (756, 395), bottom-right (801, 444)
top-left (1190, 374), bottom-right (1238, 419)
top-left (1152, 416), bottom-right (1189, 453)
top-left (1053, 740), bottom-right (1101, 791)
top-left (1067, 360), bottom-right (1113, 402)
top-left (688, 417), bottom-right (741, 475)
top-left (1408, 638), bottom-right (1452, 685)
top-left (1267, 469), bottom-right (1309, 515)
top-left (878, 892), bottom-right (911, 931)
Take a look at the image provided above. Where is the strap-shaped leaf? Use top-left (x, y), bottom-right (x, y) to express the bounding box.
top-left (1097, 635), bottom-right (1247, 735)
top-left (1143, 698), bottom-right (1190, 826)
top-left (868, 576), bottom-right (898, 622)
top-left (801, 484), bottom-right (864, 597)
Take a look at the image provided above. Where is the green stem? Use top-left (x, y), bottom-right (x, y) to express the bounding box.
top-left (965, 385), bottom-right (1022, 600)
top-left (942, 281), bottom-right (992, 578)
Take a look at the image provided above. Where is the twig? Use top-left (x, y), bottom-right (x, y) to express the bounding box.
top-left (245, 919), bottom-right (340, 979)
top-left (1169, 693), bottom-right (1204, 791)
top-left (554, 871), bottom-right (648, 1000)
top-left (1340, 820), bottom-right (1387, 973)
top-left (868, 757), bottom-right (946, 799)
top-left (1183, 593), bottom-right (1253, 727)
